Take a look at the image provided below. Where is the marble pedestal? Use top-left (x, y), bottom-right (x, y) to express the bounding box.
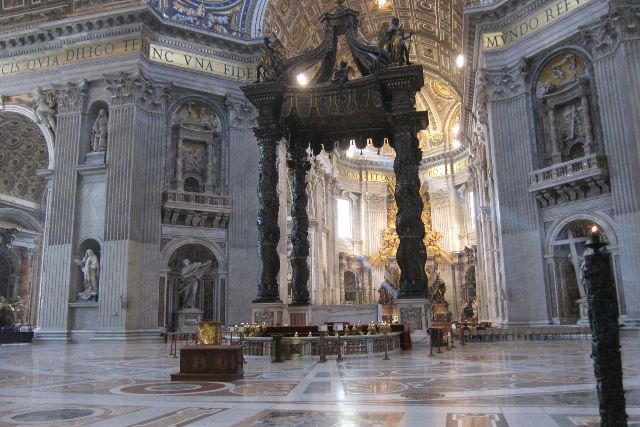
top-left (171, 345), bottom-right (244, 381)
top-left (396, 299), bottom-right (431, 338)
top-left (432, 302), bottom-right (452, 325)
top-left (176, 308), bottom-right (204, 333)
top-left (287, 305), bottom-right (311, 326)
top-left (85, 151), bottom-right (106, 165)
top-left (250, 302), bottom-right (285, 326)
top-left (577, 298), bottom-right (590, 326)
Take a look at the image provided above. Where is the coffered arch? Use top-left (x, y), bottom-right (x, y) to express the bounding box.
top-left (0, 109), bottom-right (51, 207)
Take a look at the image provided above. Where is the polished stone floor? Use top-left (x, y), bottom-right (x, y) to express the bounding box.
top-left (1, 338), bottom-right (639, 426)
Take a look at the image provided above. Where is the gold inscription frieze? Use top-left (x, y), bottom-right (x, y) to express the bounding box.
top-left (337, 165), bottom-right (361, 182)
top-left (148, 44), bottom-right (256, 81)
top-left (481, 0), bottom-right (593, 51)
top-left (0, 37), bottom-right (257, 82)
top-left (0, 37), bottom-right (143, 77)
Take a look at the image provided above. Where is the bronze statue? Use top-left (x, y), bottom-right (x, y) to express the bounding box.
top-left (430, 272), bottom-right (446, 303)
top-left (255, 36), bottom-right (287, 83)
top-left (332, 61), bottom-right (355, 87)
top-left (378, 17), bottom-right (413, 66)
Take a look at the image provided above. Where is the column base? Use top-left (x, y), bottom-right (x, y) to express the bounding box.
top-left (90, 329), bottom-right (163, 341)
top-left (396, 299), bottom-right (431, 338)
top-left (251, 301), bottom-right (285, 326)
top-left (175, 308), bottom-right (204, 333)
top-left (33, 329), bottom-right (70, 342)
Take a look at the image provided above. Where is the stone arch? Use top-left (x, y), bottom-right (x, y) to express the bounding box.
top-left (0, 109), bottom-right (52, 207)
top-left (545, 210), bottom-right (617, 254)
top-left (544, 212), bottom-right (620, 323)
top-left (162, 239), bottom-right (224, 329)
top-left (1, 104), bottom-right (54, 169)
top-left (0, 208), bottom-right (43, 234)
top-left (160, 238), bottom-right (226, 272)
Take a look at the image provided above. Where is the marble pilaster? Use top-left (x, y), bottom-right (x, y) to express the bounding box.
top-left (485, 62), bottom-right (549, 326)
top-left (582, 4), bottom-right (640, 323)
top-left (37, 80), bottom-right (86, 340)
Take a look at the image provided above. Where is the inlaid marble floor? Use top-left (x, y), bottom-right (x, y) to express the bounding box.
top-left (1, 338), bottom-right (639, 426)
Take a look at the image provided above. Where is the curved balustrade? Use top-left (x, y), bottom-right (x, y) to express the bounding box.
top-left (221, 333), bottom-right (402, 360)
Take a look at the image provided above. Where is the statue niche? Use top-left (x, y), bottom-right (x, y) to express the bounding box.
top-left (167, 244), bottom-right (219, 332)
top-left (172, 101), bottom-right (222, 194)
top-left (85, 103), bottom-right (109, 165)
top-left (536, 53), bottom-right (596, 166)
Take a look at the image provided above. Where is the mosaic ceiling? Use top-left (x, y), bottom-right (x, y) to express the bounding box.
top-left (157, 0), bottom-right (260, 39)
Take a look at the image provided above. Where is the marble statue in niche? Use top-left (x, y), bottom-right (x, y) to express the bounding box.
top-left (91, 109), bottom-right (108, 152)
top-left (178, 258), bottom-right (212, 309)
top-left (76, 249), bottom-right (99, 301)
top-left (33, 87), bottom-right (57, 136)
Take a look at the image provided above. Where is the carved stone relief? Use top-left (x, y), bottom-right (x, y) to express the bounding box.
top-left (253, 309), bottom-right (275, 326)
top-left (0, 112), bottom-right (49, 204)
top-left (400, 305), bottom-right (423, 331)
top-left (536, 53), bottom-right (594, 165)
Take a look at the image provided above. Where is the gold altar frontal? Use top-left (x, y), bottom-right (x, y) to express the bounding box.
top-left (171, 344), bottom-right (244, 382)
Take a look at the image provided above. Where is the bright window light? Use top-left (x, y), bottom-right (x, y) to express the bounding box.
top-left (337, 198), bottom-right (352, 238)
top-left (452, 139), bottom-right (461, 149)
top-left (297, 73), bottom-right (308, 86)
top-left (453, 123), bottom-right (460, 135)
top-left (456, 54), bottom-right (465, 68)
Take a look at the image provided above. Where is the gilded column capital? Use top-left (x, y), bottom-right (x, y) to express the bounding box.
top-left (484, 58), bottom-right (529, 102)
top-left (53, 80), bottom-right (87, 115)
top-left (225, 96), bottom-right (257, 129)
top-left (104, 70), bottom-right (171, 110)
top-left (581, 3), bottom-right (640, 60)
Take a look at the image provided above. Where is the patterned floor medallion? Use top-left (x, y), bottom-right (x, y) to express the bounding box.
top-left (0, 404), bottom-right (144, 426)
top-left (232, 410), bottom-right (404, 426)
top-left (446, 413), bottom-right (509, 427)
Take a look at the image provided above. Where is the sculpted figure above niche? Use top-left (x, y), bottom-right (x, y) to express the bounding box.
top-left (172, 101), bottom-right (222, 193)
top-left (536, 53), bottom-right (595, 165)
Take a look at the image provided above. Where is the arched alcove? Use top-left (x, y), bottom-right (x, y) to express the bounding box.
top-left (166, 243), bottom-right (220, 330)
top-left (0, 247), bottom-right (21, 301)
top-left (83, 101), bottom-right (110, 165)
top-left (545, 218), bottom-right (621, 324)
top-left (343, 270), bottom-right (357, 304)
top-left (72, 239), bottom-right (102, 302)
